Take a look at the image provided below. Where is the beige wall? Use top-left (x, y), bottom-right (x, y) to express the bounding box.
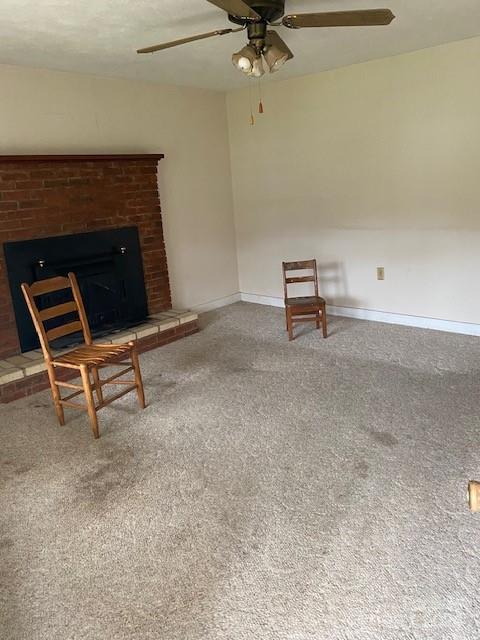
top-left (0, 64), bottom-right (239, 310)
top-left (227, 37), bottom-right (480, 324)
top-left (3, 36), bottom-right (480, 325)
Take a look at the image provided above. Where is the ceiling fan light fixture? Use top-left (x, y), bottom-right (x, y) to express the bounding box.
top-left (249, 54), bottom-right (265, 78)
top-left (232, 44), bottom-right (256, 74)
top-left (263, 43), bottom-right (289, 73)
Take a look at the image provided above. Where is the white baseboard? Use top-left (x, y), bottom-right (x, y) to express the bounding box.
top-left (239, 292), bottom-right (480, 337)
top-left (240, 292), bottom-right (284, 308)
top-left (192, 292), bottom-right (241, 313)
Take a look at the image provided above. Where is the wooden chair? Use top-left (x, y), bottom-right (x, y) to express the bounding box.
top-left (21, 272), bottom-right (145, 439)
top-left (282, 259), bottom-right (328, 341)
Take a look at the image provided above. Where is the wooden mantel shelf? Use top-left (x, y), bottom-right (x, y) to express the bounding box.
top-left (0, 154), bottom-right (164, 163)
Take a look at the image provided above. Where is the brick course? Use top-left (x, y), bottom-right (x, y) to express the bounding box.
top-left (0, 156), bottom-right (171, 359)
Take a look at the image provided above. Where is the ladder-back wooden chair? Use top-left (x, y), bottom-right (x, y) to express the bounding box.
top-left (21, 272), bottom-right (145, 439)
top-left (282, 259), bottom-right (328, 341)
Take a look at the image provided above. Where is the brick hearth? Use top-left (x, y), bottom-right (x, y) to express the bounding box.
top-left (0, 154), bottom-right (171, 359)
top-left (0, 311), bottom-right (198, 404)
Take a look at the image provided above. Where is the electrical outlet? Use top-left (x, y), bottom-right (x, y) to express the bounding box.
top-left (377, 267), bottom-right (385, 281)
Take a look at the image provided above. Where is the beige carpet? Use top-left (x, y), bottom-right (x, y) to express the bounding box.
top-left (1, 302), bottom-right (480, 639)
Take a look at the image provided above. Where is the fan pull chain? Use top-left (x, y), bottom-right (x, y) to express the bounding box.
top-left (249, 81), bottom-right (255, 126)
top-left (257, 79), bottom-right (264, 114)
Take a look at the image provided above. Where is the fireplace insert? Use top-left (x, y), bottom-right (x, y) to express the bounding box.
top-left (4, 227), bottom-right (148, 353)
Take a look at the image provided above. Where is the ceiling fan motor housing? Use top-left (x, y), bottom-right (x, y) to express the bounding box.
top-left (228, 0), bottom-right (285, 25)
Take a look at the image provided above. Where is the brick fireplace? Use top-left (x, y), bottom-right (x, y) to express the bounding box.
top-left (0, 154), bottom-right (199, 403)
top-left (0, 154), bottom-right (170, 359)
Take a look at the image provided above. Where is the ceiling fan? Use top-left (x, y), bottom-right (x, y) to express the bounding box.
top-left (137, 1), bottom-right (395, 78)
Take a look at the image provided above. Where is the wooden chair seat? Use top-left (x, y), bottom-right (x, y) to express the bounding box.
top-left (285, 296), bottom-right (326, 307)
top-left (282, 260), bottom-right (328, 341)
top-left (54, 343), bottom-right (132, 367)
top-left (21, 273), bottom-right (146, 439)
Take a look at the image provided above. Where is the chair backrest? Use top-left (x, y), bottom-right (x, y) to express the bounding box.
top-left (21, 272), bottom-right (92, 361)
top-left (282, 259), bottom-right (319, 300)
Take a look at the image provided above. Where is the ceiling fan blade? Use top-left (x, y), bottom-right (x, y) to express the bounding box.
top-left (282, 9), bottom-right (395, 29)
top-left (206, 0), bottom-right (262, 20)
top-left (266, 30), bottom-right (294, 60)
top-left (137, 27), bottom-right (243, 54)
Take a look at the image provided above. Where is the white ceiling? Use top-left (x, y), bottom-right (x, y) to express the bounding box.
top-left (0, 1), bottom-right (479, 91)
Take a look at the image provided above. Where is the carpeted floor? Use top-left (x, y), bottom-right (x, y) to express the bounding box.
top-left (1, 302), bottom-right (480, 639)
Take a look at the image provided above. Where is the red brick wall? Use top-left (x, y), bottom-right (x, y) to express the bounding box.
top-left (0, 156), bottom-right (171, 359)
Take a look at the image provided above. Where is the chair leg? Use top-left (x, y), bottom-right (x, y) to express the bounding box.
top-left (47, 363), bottom-right (65, 426)
top-left (285, 307), bottom-right (289, 331)
top-left (287, 309), bottom-right (294, 341)
top-left (131, 347), bottom-right (146, 409)
top-left (91, 366), bottom-right (103, 405)
top-left (321, 305), bottom-right (328, 338)
top-left (80, 364), bottom-right (99, 439)
top-left (316, 311), bottom-right (321, 330)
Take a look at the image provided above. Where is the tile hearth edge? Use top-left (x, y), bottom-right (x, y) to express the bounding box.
top-left (0, 310), bottom-right (198, 402)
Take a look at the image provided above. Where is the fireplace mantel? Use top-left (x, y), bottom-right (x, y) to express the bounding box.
top-left (0, 154), bottom-right (164, 163)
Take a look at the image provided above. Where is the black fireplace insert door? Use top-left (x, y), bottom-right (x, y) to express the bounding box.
top-left (4, 227), bottom-right (148, 353)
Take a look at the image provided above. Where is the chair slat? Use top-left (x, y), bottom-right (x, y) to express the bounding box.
top-left (283, 260), bottom-right (316, 271)
top-left (39, 301), bottom-right (78, 321)
top-left (285, 276), bottom-right (315, 284)
top-left (46, 320), bottom-right (83, 341)
top-left (53, 343), bottom-right (132, 367)
top-left (30, 276), bottom-right (70, 296)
